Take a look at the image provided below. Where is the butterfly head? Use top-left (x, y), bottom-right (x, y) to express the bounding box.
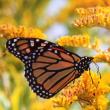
top-left (75, 57), bottom-right (93, 73)
top-left (81, 56), bottom-right (93, 70)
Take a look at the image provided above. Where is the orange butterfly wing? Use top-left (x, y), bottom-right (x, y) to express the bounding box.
top-left (29, 49), bottom-right (81, 98)
top-left (7, 38), bottom-right (81, 99)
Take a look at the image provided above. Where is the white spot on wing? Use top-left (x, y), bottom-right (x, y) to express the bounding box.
top-left (44, 41), bottom-right (48, 44)
top-left (13, 39), bottom-right (17, 42)
top-left (36, 39), bottom-right (39, 42)
top-left (54, 50), bottom-right (57, 53)
top-left (8, 41), bottom-right (11, 44)
top-left (31, 42), bottom-right (34, 47)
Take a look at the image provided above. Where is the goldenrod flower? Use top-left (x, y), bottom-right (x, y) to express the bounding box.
top-left (30, 99), bottom-right (66, 110)
top-left (73, 14), bottom-right (105, 28)
top-left (30, 100), bottom-right (54, 110)
top-left (57, 34), bottom-right (101, 52)
top-left (75, 6), bottom-right (110, 16)
top-left (51, 93), bottom-right (77, 108)
top-left (69, 0), bottom-right (107, 7)
top-left (94, 52), bottom-right (110, 64)
top-left (84, 105), bottom-right (96, 110)
top-left (0, 24), bottom-right (47, 39)
top-left (73, 7), bottom-right (110, 29)
top-left (90, 37), bottom-right (102, 52)
top-left (57, 34), bottom-right (90, 47)
top-left (102, 73), bottom-right (110, 85)
top-left (96, 95), bottom-right (109, 110)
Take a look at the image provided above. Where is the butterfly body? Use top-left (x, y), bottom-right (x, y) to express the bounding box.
top-left (6, 38), bottom-right (93, 99)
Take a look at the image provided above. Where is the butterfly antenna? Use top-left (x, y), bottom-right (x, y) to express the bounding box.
top-left (89, 67), bottom-right (100, 89)
top-left (92, 61), bottom-right (101, 79)
top-left (92, 61), bottom-right (101, 88)
top-left (88, 67), bottom-right (94, 84)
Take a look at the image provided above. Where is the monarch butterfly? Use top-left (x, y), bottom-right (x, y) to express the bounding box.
top-left (6, 38), bottom-right (93, 99)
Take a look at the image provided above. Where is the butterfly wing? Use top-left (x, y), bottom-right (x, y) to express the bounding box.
top-left (6, 38), bottom-right (49, 62)
top-left (6, 38), bottom-right (81, 98)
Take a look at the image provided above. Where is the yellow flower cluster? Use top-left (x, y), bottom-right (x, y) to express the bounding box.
top-left (75, 6), bottom-right (110, 16)
top-left (51, 93), bottom-right (77, 108)
top-left (90, 37), bottom-right (102, 52)
top-left (57, 34), bottom-right (101, 52)
top-left (73, 7), bottom-right (110, 28)
top-left (48, 72), bottom-right (110, 109)
top-left (94, 52), bottom-right (110, 64)
top-left (0, 24), bottom-right (47, 39)
top-left (29, 92), bottom-right (66, 110)
top-left (57, 34), bottom-right (90, 47)
top-left (102, 73), bottom-right (110, 85)
top-left (70, 0), bottom-right (108, 7)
